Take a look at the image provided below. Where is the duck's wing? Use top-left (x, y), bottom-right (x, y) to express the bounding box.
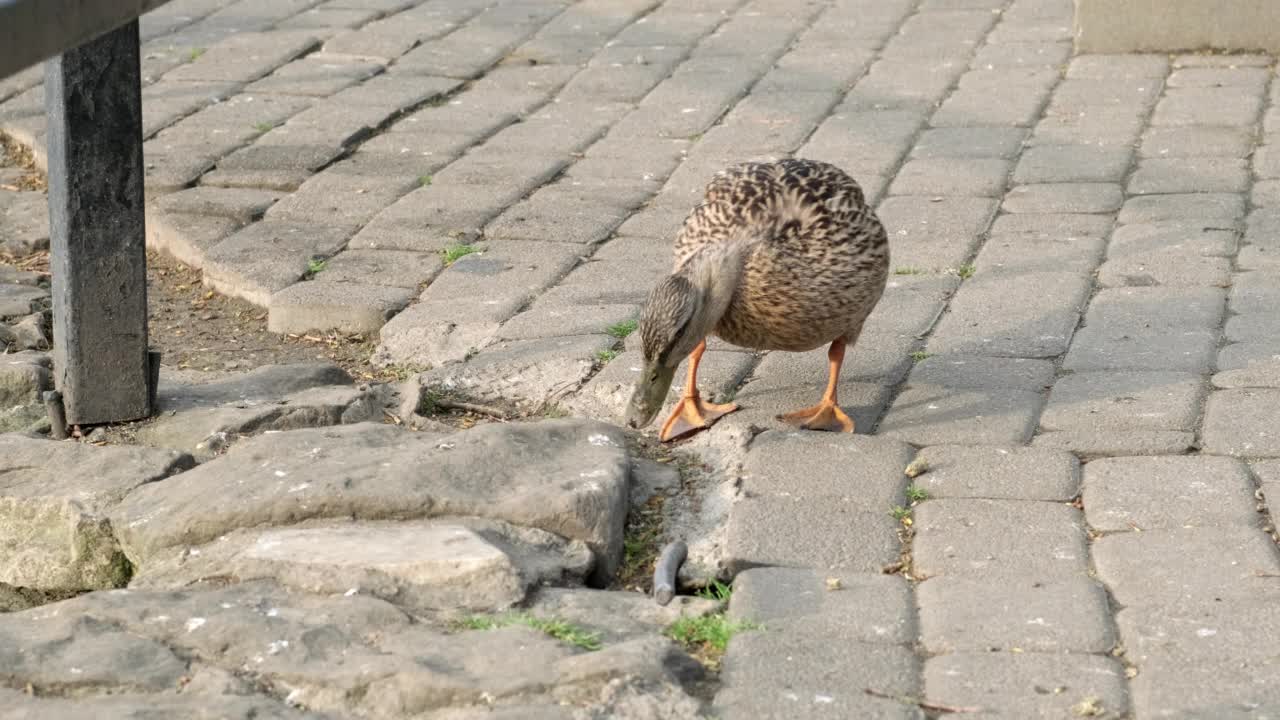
top-left (671, 162), bottom-right (780, 269)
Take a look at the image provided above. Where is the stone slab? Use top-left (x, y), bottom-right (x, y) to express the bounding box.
top-left (1040, 371), bottom-right (1204, 433)
top-left (267, 280), bottom-right (416, 334)
top-left (740, 431), bottom-right (915, 511)
top-left (1075, 0), bottom-right (1280, 54)
top-left (725, 495), bottom-right (902, 574)
top-left (923, 653), bottom-right (1129, 719)
top-left (1001, 183), bottom-right (1122, 214)
top-left (729, 568), bottom-right (914, 645)
top-left (926, 272), bottom-right (1091, 359)
top-left (1093, 526), bottom-right (1280, 606)
top-left (878, 384), bottom-right (1044, 447)
top-left (1202, 388), bottom-right (1280, 457)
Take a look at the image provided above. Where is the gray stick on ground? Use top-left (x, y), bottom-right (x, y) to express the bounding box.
top-left (652, 540), bottom-right (687, 606)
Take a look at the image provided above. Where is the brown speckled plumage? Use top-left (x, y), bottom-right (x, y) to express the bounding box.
top-left (641, 158), bottom-right (889, 358)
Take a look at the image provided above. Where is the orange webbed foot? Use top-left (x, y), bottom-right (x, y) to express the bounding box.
top-left (777, 400), bottom-right (855, 433)
top-left (659, 394), bottom-right (740, 442)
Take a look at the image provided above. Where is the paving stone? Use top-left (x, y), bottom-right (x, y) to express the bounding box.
top-left (152, 186), bottom-right (282, 223)
top-left (927, 272), bottom-right (1090, 358)
top-left (267, 280), bottom-right (415, 334)
top-left (1119, 597), bottom-right (1280, 719)
top-left (1117, 193), bottom-right (1245, 225)
top-left (1044, 77), bottom-right (1162, 117)
top-left (1083, 456), bottom-right (1260, 533)
top-left (0, 352), bottom-right (50, 410)
top-left (1040, 371), bottom-right (1203, 434)
top-left (199, 165), bottom-right (312, 192)
top-left (1151, 86), bottom-right (1264, 127)
top-left (746, 325), bottom-right (912, 391)
top-left (266, 172), bottom-right (418, 231)
top-left (1001, 183), bottom-right (1121, 214)
top-left (842, 59), bottom-right (960, 112)
top-left (1031, 429), bottom-right (1198, 458)
top-left (1226, 310), bottom-right (1280, 342)
top-left (906, 355), bottom-right (1054, 393)
top-left (1096, 253), bottom-right (1232, 290)
top-left (923, 653), bottom-right (1129, 719)
top-left (931, 69), bottom-right (1058, 128)
top-left (725, 495), bottom-right (902, 573)
top-left (910, 127), bottom-right (1028, 159)
top-left (351, 185), bottom-right (522, 252)
top-left (164, 30), bottom-right (322, 83)
top-left (0, 284), bottom-right (49, 319)
top-left (803, 109), bottom-right (924, 176)
top-left (1013, 144), bottom-right (1132, 184)
top-left (1129, 157), bottom-right (1251, 195)
top-left (729, 568), bottom-right (913, 644)
top-left (910, 445), bottom-right (1080, 501)
top-left (485, 189), bottom-right (635, 245)
top-left (1030, 108), bottom-right (1146, 148)
top-left (1251, 179), bottom-right (1280, 209)
top-left (989, 210), bottom-right (1116, 239)
top-left (1139, 126), bottom-right (1255, 159)
top-left (878, 383), bottom-right (1043, 447)
top-left (1202, 388), bottom-right (1280, 457)
top-left (875, 197), bottom-right (997, 271)
top-left (277, 5), bottom-right (382, 30)
top-left (1257, 459), bottom-right (1280, 507)
top-left (707, 368), bottom-right (892, 442)
top-left (917, 576), bottom-right (1115, 653)
top-left (1093, 526), bottom-right (1280, 607)
top-left (1242, 216), bottom-right (1280, 269)
top-left (1217, 341), bottom-right (1280, 385)
top-left (1168, 66), bottom-right (1271, 88)
top-left (912, 499), bottom-right (1089, 580)
top-left (144, 210), bottom-right (243, 267)
top-left (971, 40), bottom-right (1071, 68)
top-left (318, 248), bottom-right (442, 289)
top-left (741, 431), bottom-right (914, 511)
top-left (976, 230), bottom-right (1107, 276)
top-left (202, 220), bottom-right (352, 306)
top-left (498, 302), bottom-right (638, 343)
top-left (245, 58), bottom-right (382, 101)
top-left (887, 157), bottom-right (1010, 198)
top-left (1110, 221), bottom-right (1239, 260)
top-left (140, 79), bottom-right (240, 137)
top-left (1079, 286), bottom-right (1227, 332)
top-left (714, 634), bottom-right (921, 719)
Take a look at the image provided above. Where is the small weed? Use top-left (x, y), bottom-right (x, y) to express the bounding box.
top-left (910, 350), bottom-right (931, 363)
top-left (667, 613), bottom-right (760, 659)
top-left (696, 580), bottom-right (733, 604)
top-left (384, 363), bottom-right (429, 382)
top-left (458, 613), bottom-right (601, 651)
top-left (253, 121), bottom-right (275, 134)
top-left (542, 403), bottom-right (570, 418)
top-left (595, 349), bottom-right (619, 364)
top-left (441, 244), bottom-right (477, 266)
top-left (606, 319), bottom-right (638, 339)
top-left (955, 263), bottom-right (976, 279)
top-left (890, 505), bottom-right (912, 522)
top-left (306, 258), bottom-right (327, 275)
top-left (894, 266), bottom-right (925, 275)
top-left (905, 485), bottom-right (929, 503)
top-left (419, 174), bottom-right (432, 187)
top-left (419, 389), bottom-right (441, 415)
top-left (188, 47), bottom-right (206, 61)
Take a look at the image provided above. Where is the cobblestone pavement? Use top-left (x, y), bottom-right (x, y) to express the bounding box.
top-left (4, 0), bottom-right (1280, 716)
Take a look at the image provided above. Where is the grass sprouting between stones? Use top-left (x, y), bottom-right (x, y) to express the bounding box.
top-left (458, 613), bottom-right (602, 651)
top-left (419, 174), bottom-right (432, 187)
top-left (606, 319), bottom-right (638, 339)
top-left (955, 263), bottom-right (976, 279)
top-left (188, 47), bottom-right (205, 61)
top-left (253, 122), bottom-right (275, 134)
top-left (306, 258), bottom-right (327, 275)
top-left (595, 349), bottom-right (619, 364)
top-left (905, 485), bottom-right (929, 503)
top-left (890, 505), bottom-right (912, 524)
top-left (666, 581), bottom-right (761, 667)
top-left (441, 244), bottom-right (477, 266)
top-left (910, 350), bottom-right (930, 363)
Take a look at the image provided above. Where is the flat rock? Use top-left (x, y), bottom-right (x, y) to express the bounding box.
top-left (0, 350), bottom-right (50, 406)
top-left (0, 579), bottom-right (703, 718)
top-left (910, 445), bottom-right (1080, 501)
top-left (132, 519), bottom-right (594, 615)
top-left (729, 568), bottom-right (915, 645)
top-left (113, 419), bottom-right (630, 586)
top-left (923, 652), bottom-right (1129, 718)
top-left (129, 362), bottom-right (389, 460)
top-left (0, 436), bottom-right (194, 591)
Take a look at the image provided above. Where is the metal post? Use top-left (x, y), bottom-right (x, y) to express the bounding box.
top-left (43, 20), bottom-right (152, 425)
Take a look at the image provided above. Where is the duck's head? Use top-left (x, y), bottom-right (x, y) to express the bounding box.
top-left (625, 274), bottom-right (702, 430)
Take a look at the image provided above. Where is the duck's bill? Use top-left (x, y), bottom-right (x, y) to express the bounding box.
top-left (625, 362), bottom-right (676, 429)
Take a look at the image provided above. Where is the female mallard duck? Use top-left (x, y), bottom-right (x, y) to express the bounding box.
top-left (625, 158), bottom-right (889, 442)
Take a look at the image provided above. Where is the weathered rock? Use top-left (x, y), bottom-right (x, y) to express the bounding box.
top-left (0, 311), bottom-right (49, 351)
top-left (0, 350), bottom-right (49, 405)
top-left (0, 688), bottom-right (319, 719)
top-left (130, 362), bottom-right (390, 460)
top-left (113, 419), bottom-right (631, 585)
top-left (0, 435), bottom-right (194, 591)
top-left (132, 519), bottom-right (595, 614)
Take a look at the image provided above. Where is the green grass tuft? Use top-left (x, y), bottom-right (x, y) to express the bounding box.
top-left (606, 319), bottom-right (638, 339)
top-left (188, 47), bottom-right (206, 61)
top-left (441, 244), bottom-right (477, 266)
top-left (910, 350), bottom-right (931, 363)
top-left (458, 613), bottom-right (602, 651)
top-left (595, 349), bottom-right (619, 364)
top-left (890, 505), bottom-right (912, 521)
top-left (905, 485), bottom-right (929, 503)
top-left (253, 121), bottom-right (275, 133)
top-left (306, 258), bottom-right (327, 275)
top-left (955, 263), bottom-right (976, 279)
top-left (419, 174), bottom-right (432, 187)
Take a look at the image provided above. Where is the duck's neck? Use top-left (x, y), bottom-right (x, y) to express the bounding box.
top-left (676, 238), bottom-right (751, 340)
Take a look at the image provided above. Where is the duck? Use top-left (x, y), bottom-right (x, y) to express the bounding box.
top-left (624, 158), bottom-right (890, 442)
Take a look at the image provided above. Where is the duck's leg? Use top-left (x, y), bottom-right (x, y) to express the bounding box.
top-left (777, 336), bottom-right (855, 433)
top-left (659, 339), bottom-right (740, 442)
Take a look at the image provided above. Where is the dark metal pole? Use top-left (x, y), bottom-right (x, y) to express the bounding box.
top-left (43, 20), bottom-right (152, 425)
